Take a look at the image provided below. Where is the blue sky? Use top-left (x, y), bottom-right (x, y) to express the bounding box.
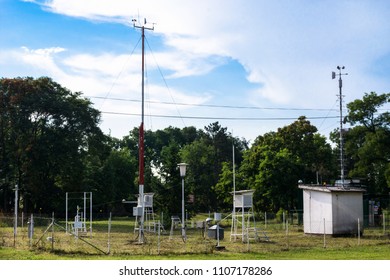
top-left (1, 0), bottom-right (390, 142)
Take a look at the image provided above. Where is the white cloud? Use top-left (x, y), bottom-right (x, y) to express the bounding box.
top-left (1, 44), bottom-right (212, 137)
top-left (62, 53), bottom-right (137, 76)
top-left (2, 46), bottom-right (67, 78)
top-left (5, 0), bottom-right (390, 141)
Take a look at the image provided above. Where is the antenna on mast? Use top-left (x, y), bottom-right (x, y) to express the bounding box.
top-left (332, 66), bottom-right (348, 188)
top-left (132, 18), bottom-right (156, 30)
top-left (132, 17), bottom-right (155, 244)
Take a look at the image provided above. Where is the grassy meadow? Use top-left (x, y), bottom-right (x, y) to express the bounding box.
top-left (0, 215), bottom-right (389, 260)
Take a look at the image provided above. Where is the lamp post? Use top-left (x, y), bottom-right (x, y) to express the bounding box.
top-left (178, 163), bottom-right (188, 242)
top-left (14, 184), bottom-right (18, 232)
top-left (14, 184), bottom-right (18, 246)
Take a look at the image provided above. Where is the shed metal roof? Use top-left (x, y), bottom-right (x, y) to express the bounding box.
top-left (298, 184), bottom-right (365, 193)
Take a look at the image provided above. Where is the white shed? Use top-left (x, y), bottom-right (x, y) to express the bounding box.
top-left (298, 185), bottom-right (365, 235)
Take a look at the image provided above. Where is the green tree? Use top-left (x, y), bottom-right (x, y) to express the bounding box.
top-left (180, 138), bottom-right (215, 212)
top-left (181, 122), bottom-right (247, 212)
top-left (240, 117), bottom-right (334, 212)
top-left (344, 92), bottom-right (390, 195)
top-left (85, 146), bottom-right (137, 214)
top-left (0, 77), bottom-right (103, 213)
top-left (120, 126), bottom-right (203, 219)
top-left (213, 161), bottom-right (245, 212)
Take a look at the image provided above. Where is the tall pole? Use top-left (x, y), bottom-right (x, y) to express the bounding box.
top-left (133, 18), bottom-right (154, 244)
top-left (332, 66), bottom-right (348, 188)
top-left (232, 140), bottom-right (237, 240)
top-left (138, 24), bottom-right (145, 244)
top-left (14, 184), bottom-right (18, 238)
top-left (178, 163), bottom-right (187, 242)
top-left (233, 142), bottom-right (236, 205)
top-left (65, 192), bottom-right (68, 232)
top-left (181, 177), bottom-right (185, 241)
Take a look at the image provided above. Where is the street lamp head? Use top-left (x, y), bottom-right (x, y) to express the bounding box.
top-left (177, 163), bottom-right (188, 177)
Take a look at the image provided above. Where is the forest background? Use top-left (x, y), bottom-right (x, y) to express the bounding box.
top-left (1, 77), bottom-right (389, 222)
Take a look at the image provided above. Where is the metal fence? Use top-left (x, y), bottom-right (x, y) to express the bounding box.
top-left (1, 210), bottom-right (389, 257)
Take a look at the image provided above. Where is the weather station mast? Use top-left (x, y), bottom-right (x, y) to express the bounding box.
top-left (332, 66), bottom-right (348, 188)
top-left (132, 18), bottom-right (154, 244)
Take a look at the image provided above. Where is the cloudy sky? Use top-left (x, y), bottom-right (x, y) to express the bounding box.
top-left (1, 0), bottom-right (390, 142)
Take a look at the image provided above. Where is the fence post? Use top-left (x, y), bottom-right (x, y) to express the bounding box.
top-left (51, 212), bottom-right (55, 251)
top-left (107, 212), bottom-right (112, 254)
top-left (383, 212), bottom-right (386, 236)
top-left (158, 220), bottom-right (161, 255)
top-left (246, 227), bottom-right (250, 252)
top-left (358, 218), bottom-right (360, 245)
top-left (13, 184), bottom-right (18, 247)
top-left (323, 218), bottom-right (326, 248)
top-left (286, 218), bottom-right (289, 249)
top-left (28, 213), bottom-right (34, 247)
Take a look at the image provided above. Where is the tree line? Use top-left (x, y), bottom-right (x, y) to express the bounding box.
top-left (0, 77), bottom-right (389, 218)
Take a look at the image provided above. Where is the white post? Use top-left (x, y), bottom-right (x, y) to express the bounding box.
top-left (51, 212), bottom-right (54, 251)
top-left (215, 214), bottom-right (221, 248)
top-left (246, 227), bottom-right (250, 251)
top-left (358, 218), bottom-right (361, 245)
top-left (90, 192), bottom-right (93, 237)
top-left (383, 212), bottom-right (386, 236)
top-left (286, 218), bottom-right (289, 249)
top-left (14, 184), bottom-right (18, 244)
top-left (264, 211), bottom-right (267, 229)
top-left (242, 203), bottom-right (245, 242)
top-left (107, 212), bottom-right (112, 254)
top-left (75, 206), bottom-right (79, 237)
top-left (323, 218), bottom-right (326, 248)
top-left (65, 192), bottom-right (68, 232)
top-left (283, 211), bottom-right (286, 230)
top-left (158, 220), bottom-right (161, 254)
top-left (83, 192), bottom-right (87, 232)
top-left (28, 213), bottom-right (34, 247)
top-left (21, 212), bottom-right (24, 233)
top-left (286, 218), bottom-right (289, 236)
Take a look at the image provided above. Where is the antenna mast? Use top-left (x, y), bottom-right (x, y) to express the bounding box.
top-left (133, 18), bottom-right (154, 244)
top-left (332, 66), bottom-right (348, 188)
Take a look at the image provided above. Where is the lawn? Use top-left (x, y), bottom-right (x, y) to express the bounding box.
top-left (1, 216), bottom-right (389, 260)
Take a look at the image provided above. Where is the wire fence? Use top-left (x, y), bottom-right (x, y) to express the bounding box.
top-left (1, 209), bottom-right (389, 258)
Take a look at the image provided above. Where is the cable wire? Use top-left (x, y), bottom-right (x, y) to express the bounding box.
top-left (101, 110), bottom-right (339, 121)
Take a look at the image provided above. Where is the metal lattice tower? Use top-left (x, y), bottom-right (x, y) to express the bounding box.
top-left (332, 66), bottom-right (348, 188)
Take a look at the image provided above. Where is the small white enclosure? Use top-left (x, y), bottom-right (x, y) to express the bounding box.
top-left (134, 192), bottom-right (158, 233)
top-left (232, 190), bottom-right (254, 208)
top-left (230, 189), bottom-right (257, 242)
top-left (137, 192), bottom-right (154, 208)
top-left (299, 185), bottom-right (365, 235)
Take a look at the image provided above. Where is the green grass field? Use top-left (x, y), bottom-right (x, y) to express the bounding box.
top-left (1, 216), bottom-right (389, 260)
